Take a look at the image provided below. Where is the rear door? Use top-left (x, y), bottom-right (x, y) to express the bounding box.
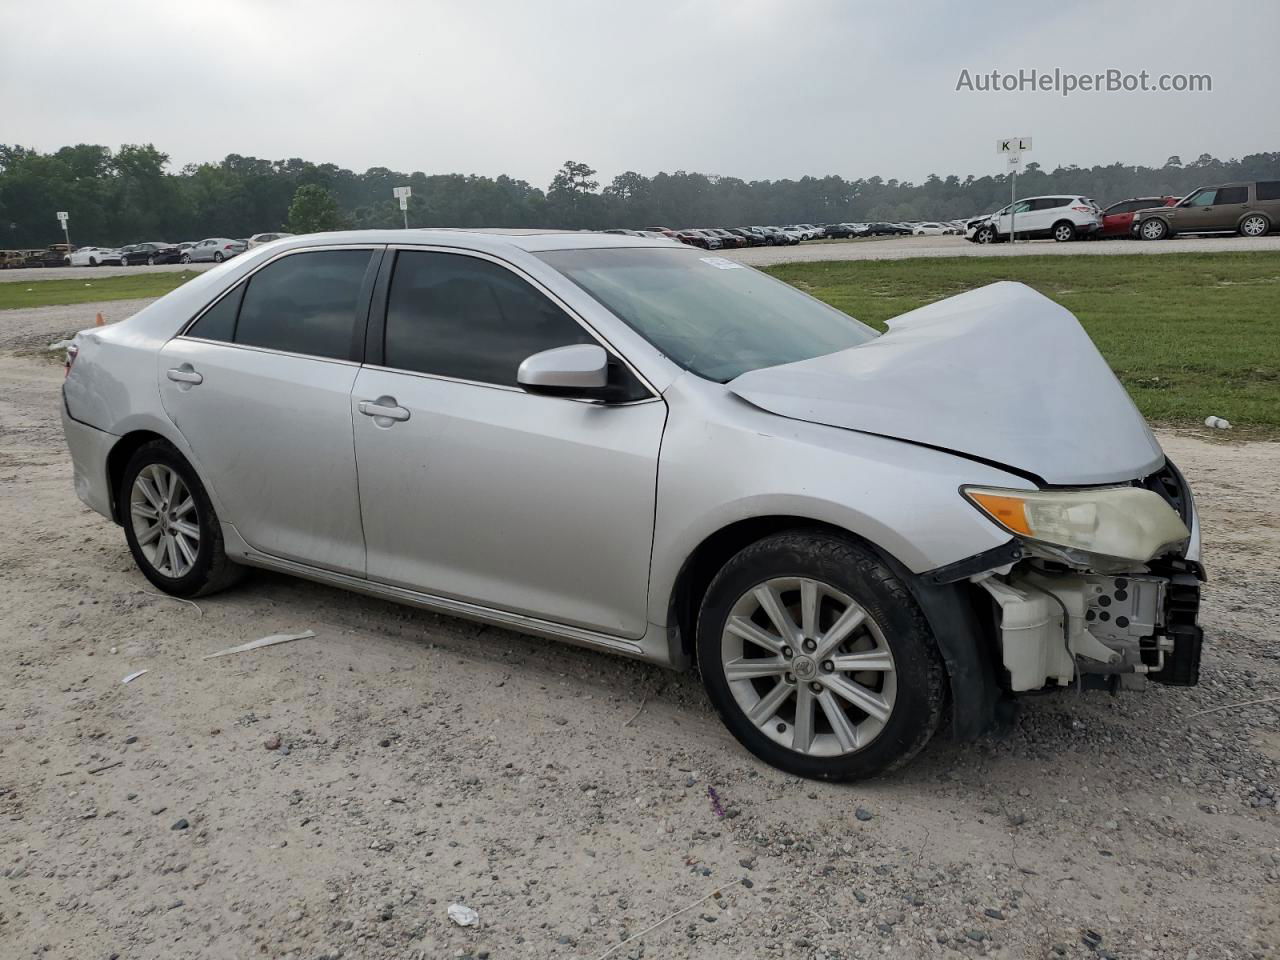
top-left (351, 247), bottom-right (666, 638)
top-left (1208, 184), bottom-right (1249, 230)
top-left (158, 246), bottom-right (381, 575)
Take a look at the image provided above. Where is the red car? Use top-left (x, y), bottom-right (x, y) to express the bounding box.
top-left (1100, 196), bottom-right (1178, 238)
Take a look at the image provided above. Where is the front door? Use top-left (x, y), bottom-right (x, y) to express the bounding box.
top-left (1168, 188), bottom-right (1219, 233)
top-left (158, 246), bottom-right (381, 575)
top-left (351, 248), bottom-right (666, 638)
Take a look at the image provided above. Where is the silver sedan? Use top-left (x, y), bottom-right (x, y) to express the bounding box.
top-left (60, 230), bottom-right (1204, 779)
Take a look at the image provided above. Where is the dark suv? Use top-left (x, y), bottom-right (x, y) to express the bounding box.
top-left (1133, 181), bottom-right (1280, 240)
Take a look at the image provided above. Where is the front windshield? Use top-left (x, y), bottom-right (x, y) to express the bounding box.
top-left (538, 246), bottom-right (878, 382)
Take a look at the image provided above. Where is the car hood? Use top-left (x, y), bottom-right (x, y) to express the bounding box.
top-left (728, 281), bottom-right (1164, 485)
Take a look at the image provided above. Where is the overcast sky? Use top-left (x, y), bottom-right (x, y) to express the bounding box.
top-left (4, 0), bottom-right (1277, 188)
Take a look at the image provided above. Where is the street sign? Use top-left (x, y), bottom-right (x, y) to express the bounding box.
top-left (997, 137), bottom-right (1032, 154)
top-left (997, 138), bottom-right (1031, 243)
top-left (1006, 153), bottom-right (1022, 172)
top-left (56, 211), bottom-right (69, 223)
top-left (392, 186), bottom-right (411, 199)
top-left (56, 211), bottom-right (71, 252)
top-left (398, 196), bottom-right (408, 211)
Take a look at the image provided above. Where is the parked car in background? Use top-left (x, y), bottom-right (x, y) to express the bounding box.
top-left (708, 228), bottom-right (747, 249)
top-left (247, 232), bottom-right (294, 248)
top-left (22, 244), bottom-right (74, 267)
top-left (1099, 197), bottom-right (1177, 238)
top-left (61, 230), bottom-right (1205, 782)
top-left (968, 196), bottom-right (1101, 243)
top-left (1133, 181), bottom-right (1280, 240)
top-left (67, 246), bottom-right (115, 266)
top-left (912, 222), bottom-right (948, 236)
top-left (182, 238), bottom-right (247, 263)
top-left (120, 242), bottom-right (182, 266)
top-left (675, 229), bottom-right (720, 250)
top-left (727, 228), bottom-right (764, 247)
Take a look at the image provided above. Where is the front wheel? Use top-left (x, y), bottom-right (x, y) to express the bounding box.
top-left (975, 225), bottom-right (995, 244)
top-left (121, 441), bottom-right (243, 598)
top-left (697, 531), bottom-right (946, 781)
top-left (1139, 218), bottom-right (1169, 241)
top-left (1240, 214), bottom-right (1270, 237)
top-left (1052, 221), bottom-right (1076, 242)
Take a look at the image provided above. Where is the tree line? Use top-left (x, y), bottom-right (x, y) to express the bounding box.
top-left (2, 143), bottom-right (1278, 248)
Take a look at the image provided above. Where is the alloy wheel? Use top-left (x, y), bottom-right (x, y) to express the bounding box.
top-left (1140, 219), bottom-right (1166, 240)
top-left (1054, 224), bottom-right (1074, 242)
top-left (720, 577), bottom-right (897, 757)
top-left (130, 464), bottom-right (199, 578)
top-left (1241, 215), bottom-right (1268, 237)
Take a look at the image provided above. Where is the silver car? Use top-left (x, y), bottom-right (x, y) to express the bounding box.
top-left (60, 231), bottom-right (1204, 780)
top-left (182, 238), bottom-right (246, 263)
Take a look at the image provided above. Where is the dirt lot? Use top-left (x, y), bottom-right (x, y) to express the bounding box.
top-left (1, 305), bottom-right (1277, 960)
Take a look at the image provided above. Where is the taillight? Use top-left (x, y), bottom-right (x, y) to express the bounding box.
top-left (224, 244), bottom-right (234, 250)
top-left (64, 342), bottom-right (79, 378)
top-left (1071, 205), bottom-right (1092, 212)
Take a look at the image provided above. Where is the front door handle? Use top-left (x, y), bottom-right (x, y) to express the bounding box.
top-left (166, 365), bottom-right (203, 385)
top-left (358, 397), bottom-right (411, 423)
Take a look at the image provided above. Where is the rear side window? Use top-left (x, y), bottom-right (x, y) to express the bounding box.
top-left (187, 283), bottom-right (244, 342)
top-left (1257, 181), bottom-right (1280, 201)
top-left (383, 251), bottom-right (594, 387)
top-left (1214, 186), bottom-right (1248, 205)
top-left (234, 250), bottom-right (373, 360)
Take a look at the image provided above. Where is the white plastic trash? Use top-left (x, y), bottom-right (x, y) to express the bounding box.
top-left (448, 903), bottom-right (479, 927)
top-left (1203, 416), bottom-right (1232, 430)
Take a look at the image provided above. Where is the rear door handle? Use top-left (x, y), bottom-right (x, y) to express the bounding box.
top-left (358, 398), bottom-right (411, 423)
top-left (166, 366), bottom-right (203, 385)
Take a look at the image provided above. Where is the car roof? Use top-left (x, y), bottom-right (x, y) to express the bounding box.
top-left (251, 228), bottom-right (678, 254)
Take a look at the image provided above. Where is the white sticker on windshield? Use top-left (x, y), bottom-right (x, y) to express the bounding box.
top-left (699, 256), bottom-right (744, 270)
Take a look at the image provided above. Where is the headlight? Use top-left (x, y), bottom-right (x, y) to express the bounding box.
top-left (963, 485), bottom-right (1190, 564)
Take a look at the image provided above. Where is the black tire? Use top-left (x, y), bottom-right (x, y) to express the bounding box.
top-left (121, 441), bottom-right (243, 598)
top-left (1052, 220), bottom-right (1076, 242)
top-left (180, 253), bottom-right (191, 264)
top-left (975, 225), bottom-right (995, 244)
top-left (213, 251), bottom-right (224, 263)
top-left (147, 255), bottom-right (156, 266)
top-left (1139, 218), bottom-right (1169, 241)
top-left (89, 257), bottom-right (98, 266)
top-left (1239, 214), bottom-right (1270, 238)
top-left (696, 531), bottom-right (947, 781)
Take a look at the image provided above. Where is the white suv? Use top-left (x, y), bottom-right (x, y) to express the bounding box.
top-left (968, 195), bottom-right (1102, 243)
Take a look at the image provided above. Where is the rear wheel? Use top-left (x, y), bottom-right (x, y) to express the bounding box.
top-left (1052, 221), bottom-right (1076, 242)
top-left (180, 253), bottom-right (191, 264)
top-left (1240, 214), bottom-right (1270, 237)
top-left (121, 441), bottom-right (243, 598)
top-left (1140, 218), bottom-right (1169, 241)
top-left (697, 531), bottom-right (946, 781)
top-left (213, 251), bottom-right (224, 263)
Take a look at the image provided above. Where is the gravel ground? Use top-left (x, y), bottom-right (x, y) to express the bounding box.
top-left (3, 234), bottom-right (1277, 284)
top-left (726, 234), bottom-right (1280, 267)
top-left (1, 305), bottom-right (1277, 959)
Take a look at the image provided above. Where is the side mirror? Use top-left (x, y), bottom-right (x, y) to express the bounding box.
top-left (517, 344), bottom-right (609, 398)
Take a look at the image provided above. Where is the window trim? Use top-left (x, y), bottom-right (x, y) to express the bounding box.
top-left (364, 244), bottom-right (660, 402)
top-left (176, 244), bottom-right (385, 364)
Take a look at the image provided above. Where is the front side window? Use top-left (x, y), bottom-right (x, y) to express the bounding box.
top-left (538, 246), bottom-right (878, 383)
top-left (1184, 189), bottom-right (1216, 207)
top-left (383, 251), bottom-right (594, 386)
top-left (234, 250), bottom-right (372, 360)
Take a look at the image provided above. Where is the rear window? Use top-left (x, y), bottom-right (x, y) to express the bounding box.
top-left (233, 250), bottom-right (372, 360)
top-left (1215, 186), bottom-right (1248, 205)
top-left (1257, 181), bottom-right (1280, 201)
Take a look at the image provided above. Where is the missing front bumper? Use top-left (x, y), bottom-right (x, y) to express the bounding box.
top-left (977, 563), bottom-right (1203, 692)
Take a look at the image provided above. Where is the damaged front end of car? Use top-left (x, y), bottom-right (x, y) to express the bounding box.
top-left (941, 460), bottom-right (1204, 698)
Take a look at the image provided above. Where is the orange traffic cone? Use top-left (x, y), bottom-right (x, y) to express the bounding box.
top-left (95, 312), bottom-right (105, 326)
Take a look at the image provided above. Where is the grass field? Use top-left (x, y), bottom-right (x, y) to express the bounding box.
top-left (0, 271), bottom-right (199, 310)
top-left (766, 253), bottom-right (1280, 430)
